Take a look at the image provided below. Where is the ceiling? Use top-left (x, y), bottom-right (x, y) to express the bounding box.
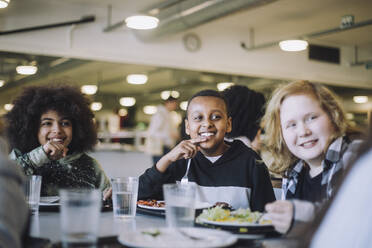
top-left (0, 0), bottom-right (372, 117)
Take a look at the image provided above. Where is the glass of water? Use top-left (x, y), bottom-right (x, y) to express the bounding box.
top-left (25, 175), bottom-right (42, 214)
top-left (163, 183), bottom-right (196, 227)
top-left (111, 177), bottom-right (139, 218)
top-left (59, 189), bottom-right (101, 248)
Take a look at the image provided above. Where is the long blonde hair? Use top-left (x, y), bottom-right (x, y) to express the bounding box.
top-left (261, 80), bottom-right (350, 175)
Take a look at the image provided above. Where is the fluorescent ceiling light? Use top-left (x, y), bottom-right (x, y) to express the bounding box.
top-left (279, 40), bottom-right (308, 52)
top-left (126, 74), bottom-right (148, 85)
top-left (4, 103), bottom-right (14, 111)
top-left (353, 96), bottom-right (368, 104)
top-left (118, 108), bottom-right (128, 117)
top-left (16, 65), bottom-right (38, 75)
top-left (0, 0), bottom-right (10, 8)
top-left (81, 85), bottom-right (98, 95)
top-left (125, 15), bottom-right (159, 30)
top-left (217, 82), bottom-right (234, 91)
top-left (0, 80), bottom-right (4, 87)
top-left (180, 101), bottom-right (188, 111)
top-left (161, 90), bottom-right (180, 100)
top-left (90, 102), bottom-right (102, 111)
top-left (120, 97), bottom-right (136, 107)
top-left (143, 105), bottom-right (157, 115)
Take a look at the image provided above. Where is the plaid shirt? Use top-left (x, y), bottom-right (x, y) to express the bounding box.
top-left (282, 136), bottom-right (363, 201)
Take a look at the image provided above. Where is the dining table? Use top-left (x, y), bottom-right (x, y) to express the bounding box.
top-left (29, 208), bottom-right (294, 248)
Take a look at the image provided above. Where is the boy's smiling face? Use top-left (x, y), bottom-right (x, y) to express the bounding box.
top-left (185, 96), bottom-right (232, 156)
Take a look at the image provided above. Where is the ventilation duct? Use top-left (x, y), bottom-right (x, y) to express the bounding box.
top-left (133, 0), bottom-right (277, 41)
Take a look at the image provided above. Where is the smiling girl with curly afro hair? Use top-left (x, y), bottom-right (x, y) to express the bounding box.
top-left (5, 85), bottom-right (110, 196)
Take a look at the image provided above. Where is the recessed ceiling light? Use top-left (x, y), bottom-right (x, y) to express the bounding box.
top-left (279, 40), bottom-right (308, 52)
top-left (120, 97), bottom-right (136, 107)
top-left (161, 90), bottom-right (180, 100)
top-left (90, 102), bottom-right (102, 111)
top-left (81, 85), bottom-right (98, 95)
top-left (143, 105), bottom-right (157, 115)
top-left (126, 74), bottom-right (148, 85)
top-left (180, 101), bottom-right (188, 111)
top-left (217, 82), bottom-right (234, 91)
top-left (353, 96), bottom-right (368, 104)
top-left (118, 108), bottom-right (128, 117)
top-left (4, 103), bottom-right (14, 111)
top-left (125, 15), bottom-right (159, 30)
top-left (16, 65), bottom-right (38, 75)
top-left (0, 80), bottom-right (4, 87)
top-left (0, 0), bottom-right (10, 9)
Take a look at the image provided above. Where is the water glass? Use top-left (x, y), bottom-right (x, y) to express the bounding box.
top-left (25, 175), bottom-right (42, 214)
top-left (163, 183), bottom-right (196, 227)
top-left (111, 177), bottom-right (139, 218)
top-left (59, 189), bottom-right (101, 248)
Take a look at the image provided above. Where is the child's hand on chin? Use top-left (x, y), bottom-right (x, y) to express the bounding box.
top-left (43, 141), bottom-right (69, 161)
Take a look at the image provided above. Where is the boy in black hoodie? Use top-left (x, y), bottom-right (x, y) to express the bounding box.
top-left (139, 90), bottom-right (274, 211)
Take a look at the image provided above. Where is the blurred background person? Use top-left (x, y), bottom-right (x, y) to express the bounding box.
top-left (145, 96), bottom-right (180, 164)
top-left (0, 152), bottom-right (29, 248)
top-left (221, 85), bottom-right (266, 153)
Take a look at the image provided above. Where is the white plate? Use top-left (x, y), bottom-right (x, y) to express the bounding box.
top-left (137, 201), bottom-right (212, 211)
top-left (118, 227), bottom-right (237, 248)
top-left (137, 201), bottom-right (165, 211)
top-left (197, 216), bottom-right (272, 227)
top-left (39, 196), bottom-right (60, 206)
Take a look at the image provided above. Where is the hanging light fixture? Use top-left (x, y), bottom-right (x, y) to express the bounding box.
top-left (0, 0), bottom-right (10, 8)
top-left (4, 103), bottom-right (14, 111)
top-left (90, 102), bottom-right (102, 111)
top-left (353, 96), bottom-right (368, 104)
top-left (180, 101), bottom-right (188, 111)
top-left (217, 82), bottom-right (234, 91)
top-left (126, 74), bottom-right (148, 85)
top-left (143, 105), bottom-right (157, 115)
top-left (120, 97), bottom-right (136, 107)
top-left (279, 40), bottom-right (308, 52)
top-left (125, 15), bottom-right (159, 30)
top-left (16, 61), bottom-right (38, 75)
top-left (81, 85), bottom-right (98, 95)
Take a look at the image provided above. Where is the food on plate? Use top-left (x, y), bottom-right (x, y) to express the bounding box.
top-left (212, 202), bottom-right (233, 210)
top-left (142, 229), bottom-right (161, 237)
top-left (137, 199), bottom-right (165, 208)
top-left (196, 206), bottom-right (271, 225)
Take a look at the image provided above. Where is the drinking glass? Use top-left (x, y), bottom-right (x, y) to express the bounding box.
top-left (24, 175), bottom-right (42, 214)
top-left (111, 177), bottom-right (139, 218)
top-left (163, 183), bottom-right (196, 227)
top-left (59, 189), bottom-right (101, 248)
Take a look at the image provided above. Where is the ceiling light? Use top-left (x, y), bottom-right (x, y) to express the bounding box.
top-left (81, 85), bottom-right (98, 95)
top-left (126, 74), bottom-right (148, 85)
top-left (279, 40), bottom-right (308, 52)
top-left (353, 96), bottom-right (368, 104)
top-left (171, 91), bottom-right (180, 98)
top-left (118, 108), bottom-right (128, 117)
top-left (120, 97), bottom-right (136, 107)
top-left (125, 15), bottom-right (159, 30)
top-left (161, 90), bottom-right (180, 100)
top-left (4, 103), bottom-right (14, 111)
top-left (143, 105), bottom-right (157, 115)
top-left (0, 80), bottom-right (4, 87)
top-left (16, 64), bottom-right (38, 75)
top-left (180, 101), bottom-right (188, 111)
top-left (90, 102), bottom-right (102, 111)
top-left (0, 0), bottom-right (10, 8)
top-left (217, 82), bottom-right (234, 91)
top-left (161, 91), bottom-right (171, 100)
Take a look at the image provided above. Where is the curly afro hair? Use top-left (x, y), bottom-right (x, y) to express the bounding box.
top-left (5, 85), bottom-right (97, 154)
top-left (222, 85), bottom-right (265, 141)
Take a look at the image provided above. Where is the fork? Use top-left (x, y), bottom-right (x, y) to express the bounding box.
top-left (180, 158), bottom-right (191, 184)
